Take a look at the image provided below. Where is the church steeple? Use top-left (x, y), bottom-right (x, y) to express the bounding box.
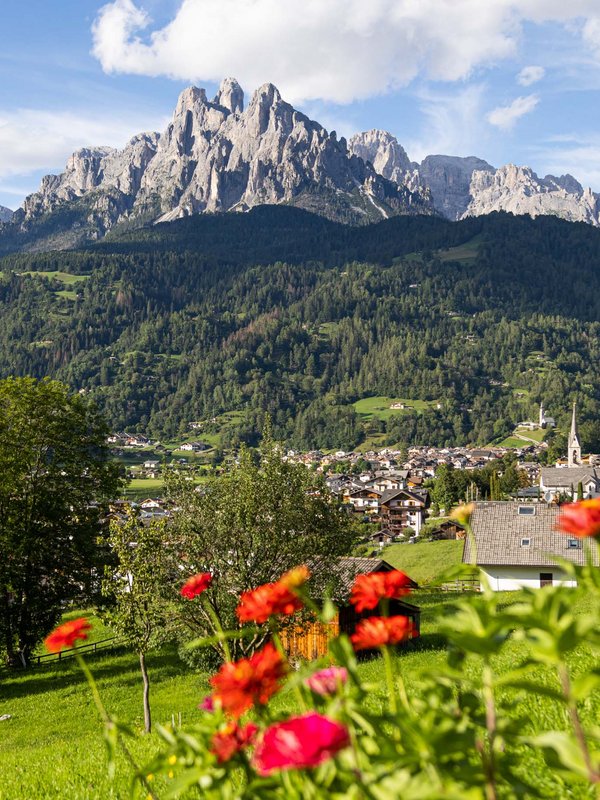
top-left (568, 401), bottom-right (581, 467)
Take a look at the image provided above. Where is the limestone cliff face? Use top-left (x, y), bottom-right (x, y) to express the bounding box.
top-left (13, 79), bottom-right (432, 245)
top-left (349, 130), bottom-right (600, 226)
top-left (0, 206), bottom-right (12, 223)
top-left (463, 164), bottom-right (600, 225)
top-left (419, 155), bottom-right (495, 220)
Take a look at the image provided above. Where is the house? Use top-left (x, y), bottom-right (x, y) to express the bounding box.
top-left (179, 441), bottom-right (208, 452)
top-left (429, 520), bottom-right (466, 541)
top-left (143, 460), bottom-right (160, 470)
top-left (365, 472), bottom-right (408, 493)
top-left (282, 558), bottom-right (420, 660)
top-left (379, 489), bottom-right (429, 536)
top-left (344, 486), bottom-right (382, 514)
top-left (465, 501), bottom-right (596, 591)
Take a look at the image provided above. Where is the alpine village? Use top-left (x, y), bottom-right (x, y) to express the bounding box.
top-left (2, 5), bottom-right (600, 799)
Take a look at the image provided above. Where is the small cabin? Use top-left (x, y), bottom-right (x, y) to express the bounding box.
top-left (282, 557), bottom-right (420, 661)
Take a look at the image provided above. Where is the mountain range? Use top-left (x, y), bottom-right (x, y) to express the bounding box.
top-left (1, 78), bottom-right (599, 252)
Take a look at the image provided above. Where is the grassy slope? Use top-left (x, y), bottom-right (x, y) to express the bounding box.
top-left (382, 539), bottom-right (465, 584)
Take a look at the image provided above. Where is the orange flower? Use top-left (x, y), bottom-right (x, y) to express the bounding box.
top-left (557, 498), bottom-right (600, 539)
top-left (236, 566), bottom-right (310, 624)
top-left (211, 722), bottom-right (258, 763)
top-left (210, 643), bottom-right (287, 718)
top-left (350, 570), bottom-right (412, 613)
top-left (350, 615), bottom-right (416, 651)
top-left (44, 618), bottom-right (92, 653)
top-left (181, 573), bottom-right (212, 599)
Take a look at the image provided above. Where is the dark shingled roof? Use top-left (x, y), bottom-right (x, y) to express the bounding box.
top-left (332, 557), bottom-right (419, 597)
top-left (464, 501), bottom-right (598, 567)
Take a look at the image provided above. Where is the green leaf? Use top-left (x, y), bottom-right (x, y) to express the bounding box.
top-left (525, 731), bottom-right (591, 779)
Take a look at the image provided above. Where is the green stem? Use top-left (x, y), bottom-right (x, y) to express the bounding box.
top-left (558, 662), bottom-right (600, 786)
top-left (481, 661), bottom-right (498, 800)
top-left (75, 650), bottom-right (160, 800)
top-left (270, 626), bottom-right (307, 711)
top-left (380, 645), bottom-right (398, 715)
top-left (201, 595), bottom-right (232, 663)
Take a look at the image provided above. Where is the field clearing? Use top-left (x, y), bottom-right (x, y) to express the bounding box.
top-left (19, 270), bottom-right (90, 285)
top-left (353, 396), bottom-right (437, 421)
top-left (437, 235), bottom-right (483, 263)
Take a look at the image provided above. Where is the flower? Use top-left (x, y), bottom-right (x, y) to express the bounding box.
top-left (305, 666), bottom-right (348, 696)
top-left (211, 722), bottom-right (258, 763)
top-left (253, 712), bottom-right (350, 775)
top-left (236, 565), bottom-right (310, 624)
top-left (44, 617), bottom-right (92, 653)
top-left (350, 570), bottom-right (412, 613)
top-left (450, 502), bottom-right (475, 527)
top-left (180, 572), bottom-right (212, 599)
top-left (557, 498), bottom-right (600, 539)
top-left (210, 643), bottom-right (287, 718)
top-left (350, 615), bottom-right (416, 651)
top-left (198, 695), bottom-right (215, 712)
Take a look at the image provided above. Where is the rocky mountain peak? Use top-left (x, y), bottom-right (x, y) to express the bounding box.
top-left (9, 79), bottom-right (433, 249)
top-left (214, 77), bottom-right (244, 114)
top-left (175, 86), bottom-right (208, 116)
top-left (0, 206), bottom-right (13, 223)
top-left (349, 130), bottom-right (413, 181)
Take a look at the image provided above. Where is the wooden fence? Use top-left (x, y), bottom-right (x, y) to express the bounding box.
top-left (1, 636), bottom-right (121, 672)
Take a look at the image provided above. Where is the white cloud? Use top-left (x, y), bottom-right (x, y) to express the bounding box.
top-left (405, 84), bottom-right (490, 162)
top-left (532, 135), bottom-right (600, 190)
top-left (0, 107), bottom-right (166, 186)
top-left (487, 94), bottom-right (539, 130)
top-left (517, 65), bottom-right (545, 86)
top-left (91, 0), bottom-right (600, 104)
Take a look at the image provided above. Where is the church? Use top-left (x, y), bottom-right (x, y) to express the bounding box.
top-left (539, 403), bottom-right (600, 500)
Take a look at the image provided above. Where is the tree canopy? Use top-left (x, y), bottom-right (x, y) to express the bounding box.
top-left (0, 377), bottom-right (121, 666)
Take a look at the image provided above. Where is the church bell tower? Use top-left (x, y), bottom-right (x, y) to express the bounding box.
top-left (568, 402), bottom-right (581, 468)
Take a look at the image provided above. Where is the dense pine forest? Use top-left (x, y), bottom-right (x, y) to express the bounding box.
top-left (0, 207), bottom-right (599, 451)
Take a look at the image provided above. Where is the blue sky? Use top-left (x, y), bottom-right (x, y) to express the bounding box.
top-left (2, 1), bottom-right (600, 209)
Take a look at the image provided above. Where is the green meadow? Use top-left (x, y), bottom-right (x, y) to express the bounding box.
top-left (1, 587), bottom-right (598, 799)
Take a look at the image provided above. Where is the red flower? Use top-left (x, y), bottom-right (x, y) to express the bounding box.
top-left (211, 722), bottom-right (258, 763)
top-left (181, 572), bottom-right (212, 599)
top-left (253, 712), bottom-right (350, 776)
top-left (210, 643), bottom-right (287, 718)
top-left (350, 615), bottom-right (416, 651)
top-left (350, 570), bottom-right (412, 613)
top-left (44, 618), bottom-right (92, 653)
top-left (557, 499), bottom-right (600, 539)
top-left (236, 565), bottom-right (310, 624)
top-left (305, 666), bottom-right (348, 696)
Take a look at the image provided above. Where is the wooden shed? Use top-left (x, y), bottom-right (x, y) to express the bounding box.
top-left (282, 557), bottom-right (420, 661)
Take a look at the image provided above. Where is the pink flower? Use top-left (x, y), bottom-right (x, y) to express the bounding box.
top-left (252, 712), bottom-right (350, 775)
top-left (305, 667), bottom-right (348, 696)
top-left (198, 695), bottom-right (215, 712)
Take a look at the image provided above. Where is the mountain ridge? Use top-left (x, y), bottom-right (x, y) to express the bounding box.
top-left (2, 79), bottom-right (600, 253)
top-left (349, 130), bottom-right (600, 225)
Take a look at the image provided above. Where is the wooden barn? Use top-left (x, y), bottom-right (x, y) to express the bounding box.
top-left (282, 557), bottom-right (420, 661)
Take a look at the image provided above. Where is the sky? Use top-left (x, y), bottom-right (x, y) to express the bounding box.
top-left (2, 0), bottom-right (600, 209)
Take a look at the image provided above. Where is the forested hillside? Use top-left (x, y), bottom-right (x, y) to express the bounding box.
top-left (0, 207), bottom-right (599, 450)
